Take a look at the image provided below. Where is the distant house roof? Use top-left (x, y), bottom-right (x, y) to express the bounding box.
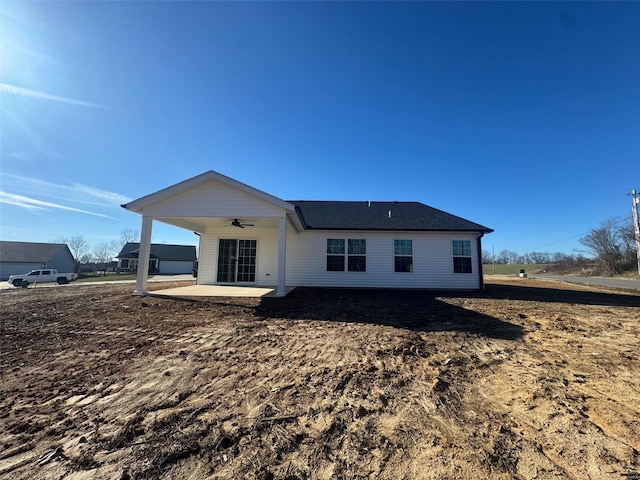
top-left (289, 201), bottom-right (493, 232)
top-left (0, 241), bottom-right (73, 263)
top-left (117, 243), bottom-right (197, 261)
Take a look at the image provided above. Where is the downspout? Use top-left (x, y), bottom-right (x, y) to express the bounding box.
top-left (477, 233), bottom-right (485, 290)
top-left (193, 232), bottom-right (200, 282)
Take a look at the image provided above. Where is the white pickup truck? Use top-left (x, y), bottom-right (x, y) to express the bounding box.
top-left (8, 269), bottom-right (77, 287)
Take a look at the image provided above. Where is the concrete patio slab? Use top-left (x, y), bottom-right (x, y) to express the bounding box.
top-left (148, 284), bottom-right (295, 298)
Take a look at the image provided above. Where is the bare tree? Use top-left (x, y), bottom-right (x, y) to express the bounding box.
top-left (68, 236), bottom-right (90, 270)
top-left (120, 229), bottom-right (140, 245)
top-left (93, 241), bottom-right (119, 276)
top-left (50, 235), bottom-right (90, 272)
top-left (496, 250), bottom-right (511, 264)
top-left (79, 252), bottom-right (94, 264)
top-left (617, 220), bottom-right (637, 264)
top-left (579, 218), bottom-right (625, 275)
top-left (482, 250), bottom-right (493, 264)
top-left (528, 252), bottom-right (550, 264)
top-left (507, 250), bottom-right (520, 264)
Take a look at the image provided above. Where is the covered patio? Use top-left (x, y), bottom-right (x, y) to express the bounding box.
top-left (122, 171), bottom-right (304, 298)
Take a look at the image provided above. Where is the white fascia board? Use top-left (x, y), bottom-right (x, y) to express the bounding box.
top-left (122, 170), bottom-right (296, 213)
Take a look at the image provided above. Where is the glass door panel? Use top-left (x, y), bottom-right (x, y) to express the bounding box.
top-left (237, 240), bottom-right (257, 282)
top-left (217, 239), bottom-right (257, 283)
top-left (217, 239), bottom-right (237, 282)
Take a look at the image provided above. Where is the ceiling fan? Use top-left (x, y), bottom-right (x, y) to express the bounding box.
top-left (231, 219), bottom-right (255, 228)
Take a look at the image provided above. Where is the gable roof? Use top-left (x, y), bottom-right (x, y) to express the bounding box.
top-left (0, 241), bottom-right (73, 263)
top-left (117, 243), bottom-right (197, 261)
top-left (123, 170), bottom-right (295, 213)
top-left (289, 201), bottom-right (493, 232)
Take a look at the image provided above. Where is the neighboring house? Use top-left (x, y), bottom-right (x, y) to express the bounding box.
top-left (0, 241), bottom-right (76, 280)
top-left (116, 243), bottom-right (197, 275)
top-left (122, 170), bottom-right (493, 296)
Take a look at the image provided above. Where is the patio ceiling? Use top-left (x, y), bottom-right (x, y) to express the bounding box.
top-left (153, 216), bottom-right (301, 234)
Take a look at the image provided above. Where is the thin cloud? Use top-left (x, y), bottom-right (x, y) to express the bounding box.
top-left (71, 182), bottom-right (132, 205)
top-left (0, 190), bottom-right (116, 219)
top-left (0, 83), bottom-right (110, 110)
top-left (1, 174), bottom-right (132, 207)
top-left (0, 196), bottom-right (46, 212)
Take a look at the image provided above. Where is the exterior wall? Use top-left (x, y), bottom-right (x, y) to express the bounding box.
top-left (158, 260), bottom-right (195, 274)
top-left (140, 179), bottom-right (286, 218)
top-left (198, 227), bottom-right (280, 286)
top-left (1, 250), bottom-right (74, 280)
top-left (198, 228), bottom-right (482, 289)
top-left (48, 249), bottom-right (76, 273)
top-left (286, 230), bottom-right (482, 289)
top-left (0, 262), bottom-right (43, 281)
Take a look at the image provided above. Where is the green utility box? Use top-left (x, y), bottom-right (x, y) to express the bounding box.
top-left (518, 269), bottom-right (527, 278)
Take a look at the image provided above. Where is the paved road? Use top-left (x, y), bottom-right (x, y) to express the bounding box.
top-left (530, 275), bottom-right (640, 291)
top-left (0, 274), bottom-right (194, 290)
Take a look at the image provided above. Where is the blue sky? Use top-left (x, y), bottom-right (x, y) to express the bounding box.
top-left (1, 1), bottom-right (638, 257)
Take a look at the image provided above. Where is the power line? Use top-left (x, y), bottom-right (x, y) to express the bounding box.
top-left (527, 217), bottom-right (630, 252)
top-left (528, 233), bottom-right (589, 251)
top-left (627, 189), bottom-right (640, 275)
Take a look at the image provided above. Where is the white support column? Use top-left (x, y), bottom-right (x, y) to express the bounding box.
top-left (276, 216), bottom-right (287, 297)
top-left (134, 215), bottom-right (153, 295)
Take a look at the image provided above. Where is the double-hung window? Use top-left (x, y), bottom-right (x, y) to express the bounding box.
top-left (394, 239), bottom-right (413, 272)
top-left (347, 239), bottom-right (366, 272)
top-left (326, 239), bottom-right (345, 271)
top-left (326, 239), bottom-right (366, 272)
top-left (452, 240), bottom-right (472, 273)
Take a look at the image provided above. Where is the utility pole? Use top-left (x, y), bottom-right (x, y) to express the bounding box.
top-left (629, 189), bottom-right (640, 275)
top-left (492, 245), bottom-right (496, 275)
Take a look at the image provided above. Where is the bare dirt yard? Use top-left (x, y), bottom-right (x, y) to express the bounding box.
top-left (1, 278), bottom-right (639, 480)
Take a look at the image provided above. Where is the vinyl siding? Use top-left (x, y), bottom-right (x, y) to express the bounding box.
top-left (198, 228), bottom-right (482, 289)
top-left (48, 249), bottom-right (76, 273)
top-left (198, 227), bottom-right (280, 286)
top-left (1, 262), bottom-right (43, 281)
top-left (1, 249), bottom-right (75, 280)
top-left (139, 179), bottom-right (286, 218)
top-left (286, 230), bottom-right (482, 289)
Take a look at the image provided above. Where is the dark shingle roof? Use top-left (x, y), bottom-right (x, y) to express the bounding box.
top-left (0, 241), bottom-right (71, 263)
top-left (117, 243), bottom-right (197, 261)
top-left (288, 201), bottom-right (493, 232)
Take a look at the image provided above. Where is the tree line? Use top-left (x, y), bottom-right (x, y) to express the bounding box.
top-left (484, 216), bottom-right (638, 276)
top-left (51, 229), bottom-right (139, 273)
top-left (482, 250), bottom-right (589, 266)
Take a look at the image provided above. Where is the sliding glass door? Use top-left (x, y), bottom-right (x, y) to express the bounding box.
top-left (217, 239), bottom-right (257, 283)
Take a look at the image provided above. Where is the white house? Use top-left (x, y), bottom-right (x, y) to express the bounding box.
top-left (122, 170), bottom-right (493, 296)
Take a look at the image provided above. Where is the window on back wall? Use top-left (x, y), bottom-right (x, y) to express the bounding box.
top-left (394, 239), bottom-right (413, 272)
top-left (347, 239), bottom-right (366, 272)
top-left (452, 240), bottom-right (472, 273)
top-left (326, 239), bottom-right (366, 272)
top-left (327, 239), bottom-right (345, 271)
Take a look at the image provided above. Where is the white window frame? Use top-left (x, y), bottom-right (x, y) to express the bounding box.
top-left (394, 239), bottom-right (413, 273)
top-left (452, 239), bottom-right (472, 274)
top-left (326, 238), bottom-right (366, 272)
